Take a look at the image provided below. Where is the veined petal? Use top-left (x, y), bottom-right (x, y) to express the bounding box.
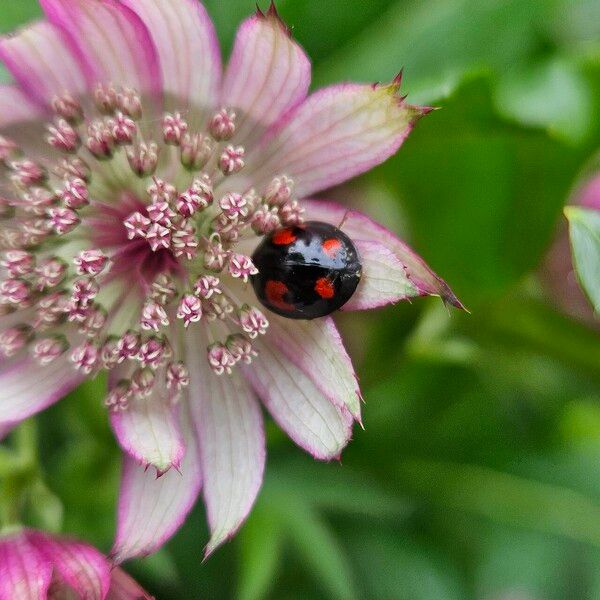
top-left (0, 21), bottom-right (86, 108)
top-left (120, 0), bottom-right (221, 120)
top-left (40, 0), bottom-right (161, 96)
top-left (347, 240), bottom-right (419, 310)
top-left (266, 316), bottom-right (362, 422)
top-left (245, 78), bottom-right (429, 197)
top-left (107, 568), bottom-right (153, 600)
top-left (242, 338), bottom-right (353, 460)
top-left (304, 199), bottom-right (464, 309)
top-left (0, 86), bottom-right (42, 128)
top-left (26, 532), bottom-right (111, 600)
top-left (0, 531), bottom-right (52, 600)
top-left (0, 353), bottom-right (81, 429)
top-left (222, 7), bottom-right (310, 144)
top-left (112, 409), bottom-right (201, 562)
top-left (109, 366), bottom-right (184, 474)
top-left (186, 329), bottom-right (265, 557)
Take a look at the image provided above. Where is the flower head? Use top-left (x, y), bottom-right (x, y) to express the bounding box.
top-left (0, 0), bottom-right (461, 561)
top-left (0, 528), bottom-right (152, 599)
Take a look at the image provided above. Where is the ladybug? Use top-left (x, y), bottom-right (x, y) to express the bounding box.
top-left (251, 221), bottom-right (362, 319)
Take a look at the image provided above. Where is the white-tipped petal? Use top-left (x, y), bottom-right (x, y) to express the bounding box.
top-left (222, 8), bottom-right (310, 144)
top-left (109, 366), bottom-right (184, 474)
top-left (112, 409), bottom-right (201, 562)
top-left (0, 353), bottom-right (82, 433)
top-left (243, 338), bottom-right (353, 461)
top-left (246, 80), bottom-right (429, 197)
top-left (186, 329), bottom-right (265, 557)
top-left (266, 316), bottom-right (362, 422)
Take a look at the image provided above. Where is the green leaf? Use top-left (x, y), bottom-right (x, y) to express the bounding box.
top-left (398, 459), bottom-right (600, 548)
top-left (346, 528), bottom-right (466, 600)
top-left (494, 57), bottom-right (594, 145)
top-left (565, 206), bottom-right (600, 314)
top-left (267, 458), bottom-right (412, 519)
top-left (0, 2), bottom-right (42, 33)
top-left (278, 497), bottom-right (357, 600)
top-left (314, 0), bottom-right (552, 102)
top-left (26, 479), bottom-right (63, 533)
top-left (237, 506), bottom-right (284, 600)
top-left (475, 528), bottom-right (576, 600)
top-left (377, 76), bottom-right (585, 304)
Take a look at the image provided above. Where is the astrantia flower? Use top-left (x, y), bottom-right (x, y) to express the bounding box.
top-left (0, 528), bottom-right (152, 599)
top-left (0, 0), bottom-right (461, 559)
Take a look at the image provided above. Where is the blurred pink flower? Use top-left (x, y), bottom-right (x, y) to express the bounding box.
top-left (0, 528), bottom-right (151, 599)
top-left (0, 0), bottom-right (460, 558)
top-left (544, 170), bottom-right (600, 321)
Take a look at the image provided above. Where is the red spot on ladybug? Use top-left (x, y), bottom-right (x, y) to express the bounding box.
top-left (272, 228), bottom-right (296, 245)
top-left (322, 238), bottom-right (342, 257)
top-left (314, 277), bottom-right (335, 299)
top-left (265, 280), bottom-right (294, 311)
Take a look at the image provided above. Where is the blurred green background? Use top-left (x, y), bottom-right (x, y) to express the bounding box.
top-left (3, 0), bottom-right (600, 598)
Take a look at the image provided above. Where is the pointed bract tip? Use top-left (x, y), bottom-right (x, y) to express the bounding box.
top-left (393, 68), bottom-right (405, 86)
top-left (256, 0), bottom-right (292, 36)
top-left (203, 540), bottom-right (222, 562)
top-left (442, 291), bottom-right (468, 313)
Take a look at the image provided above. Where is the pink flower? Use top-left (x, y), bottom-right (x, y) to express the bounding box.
top-left (0, 0), bottom-right (462, 561)
top-left (0, 528), bottom-right (152, 599)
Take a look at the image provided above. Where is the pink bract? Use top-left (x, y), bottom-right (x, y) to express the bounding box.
top-left (0, 0), bottom-right (461, 560)
top-left (0, 528), bottom-right (152, 599)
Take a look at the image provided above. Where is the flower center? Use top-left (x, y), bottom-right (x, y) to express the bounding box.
top-left (0, 83), bottom-right (304, 410)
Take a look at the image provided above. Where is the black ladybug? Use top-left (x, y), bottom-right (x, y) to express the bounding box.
top-left (251, 221), bottom-right (362, 319)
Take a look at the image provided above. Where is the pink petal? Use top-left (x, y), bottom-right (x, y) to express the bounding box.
top-left (304, 199), bottom-right (464, 309)
top-left (0, 531), bottom-right (52, 600)
top-left (222, 7), bottom-right (310, 144)
top-left (0, 86), bottom-right (42, 128)
top-left (346, 240), bottom-right (419, 310)
top-left (574, 172), bottom-right (600, 211)
top-left (40, 0), bottom-right (160, 96)
top-left (242, 338), bottom-right (353, 461)
top-left (266, 316), bottom-right (362, 422)
top-left (186, 330), bottom-right (265, 557)
top-left (26, 532), bottom-right (111, 600)
top-left (109, 366), bottom-right (185, 474)
top-left (0, 87), bottom-right (50, 164)
top-left (245, 78), bottom-right (430, 197)
top-left (112, 410), bottom-right (201, 562)
top-left (120, 0), bottom-right (221, 120)
top-left (0, 353), bottom-right (82, 432)
top-left (107, 567), bottom-right (154, 600)
top-left (0, 21), bottom-right (86, 108)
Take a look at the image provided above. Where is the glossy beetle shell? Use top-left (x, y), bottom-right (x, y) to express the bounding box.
top-left (251, 221), bottom-right (362, 319)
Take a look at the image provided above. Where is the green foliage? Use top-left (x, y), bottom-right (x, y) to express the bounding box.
top-left (2, 0), bottom-right (600, 599)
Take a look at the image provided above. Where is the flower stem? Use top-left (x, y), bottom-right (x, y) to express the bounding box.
top-left (0, 420), bottom-right (38, 529)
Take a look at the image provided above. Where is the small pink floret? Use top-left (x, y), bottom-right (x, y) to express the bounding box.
top-left (219, 145), bottom-right (245, 175)
top-left (177, 294), bottom-right (202, 328)
top-left (74, 249), bottom-right (109, 276)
